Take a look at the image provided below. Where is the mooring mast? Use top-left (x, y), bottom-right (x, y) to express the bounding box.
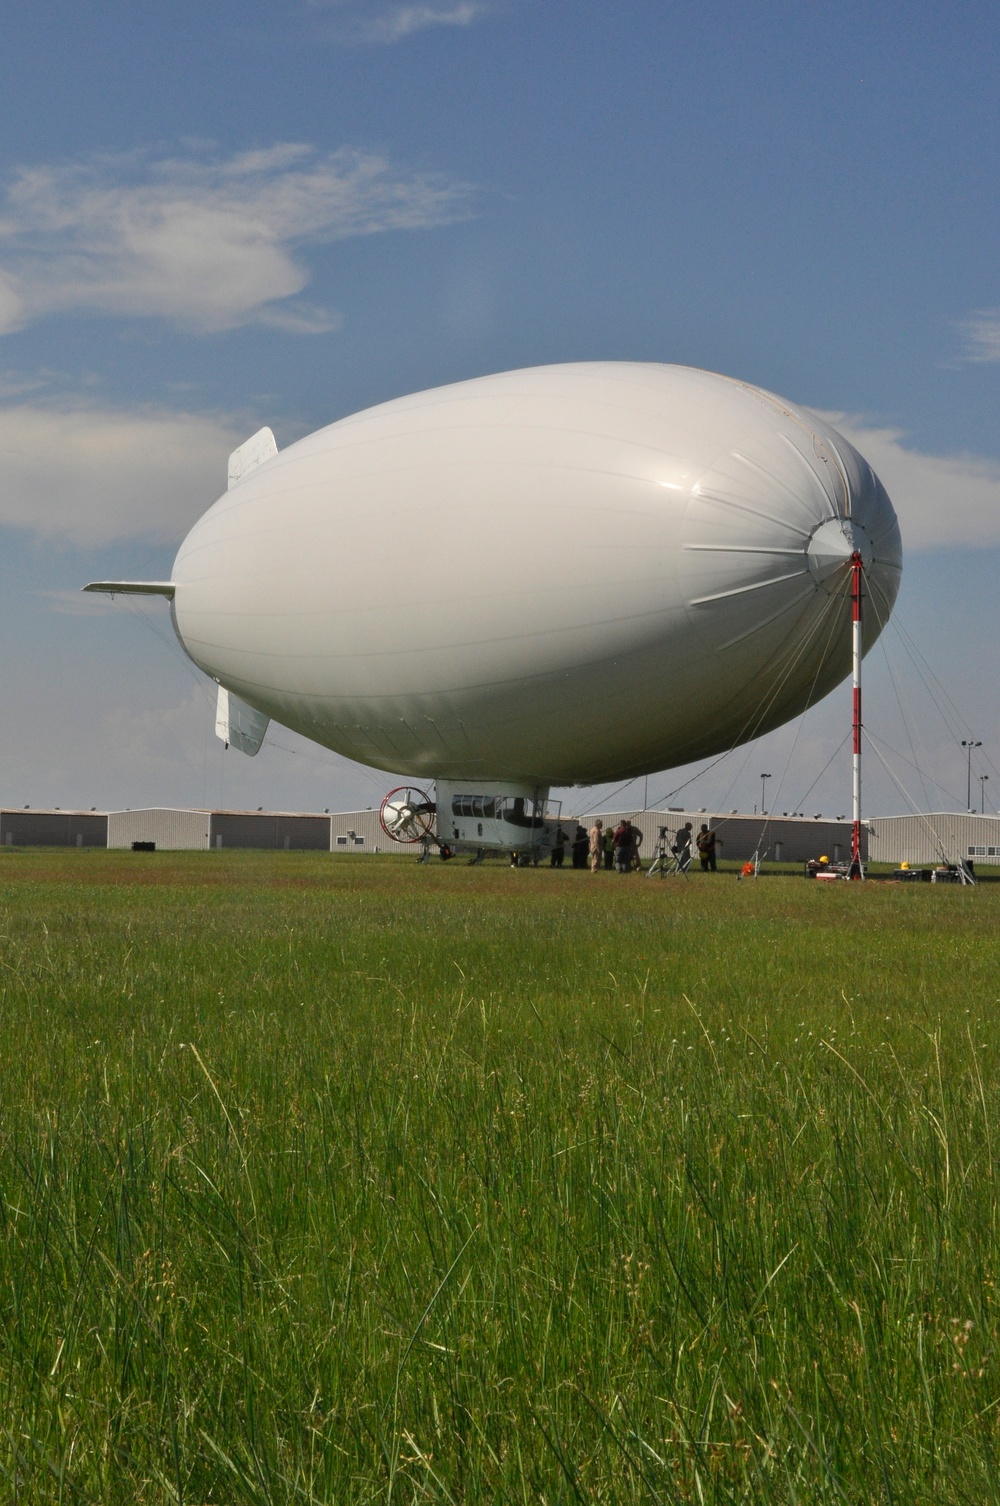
top-left (850, 549), bottom-right (865, 880)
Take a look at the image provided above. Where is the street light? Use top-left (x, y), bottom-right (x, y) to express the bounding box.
top-left (760, 772), bottom-right (771, 815)
top-left (980, 774), bottom-right (989, 814)
top-left (962, 740), bottom-right (982, 811)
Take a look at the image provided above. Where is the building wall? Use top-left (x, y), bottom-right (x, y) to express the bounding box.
top-left (1, 811), bottom-right (108, 847)
top-left (107, 808), bottom-right (210, 850)
top-left (868, 814), bottom-right (1000, 867)
top-left (209, 812), bottom-right (331, 850)
top-left (329, 809), bottom-right (395, 852)
top-left (589, 809), bottom-right (862, 865)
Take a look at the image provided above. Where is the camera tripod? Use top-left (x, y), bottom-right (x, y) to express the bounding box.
top-left (646, 826), bottom-right (690, 878)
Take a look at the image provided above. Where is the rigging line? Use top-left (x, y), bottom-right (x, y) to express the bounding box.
top-left (645, 590), bottom-right (844, 823)
top-left (696, 601), bottom-right (843, 820)
top-left (863, 582), bottom-right (940, 816)
top-left (712, 585), bottom-right (846, 819)
top-left (118, 597), bottom-right (216, 710)
top-left (754, 579), bottom-right (852, 847)
top-left (699, 730), bottom-right (765, 820)
top-left (641, 747), bottom-right (743, 817)
top-left (888, 628), bottom-right (968, 744)
top-left (884, 613), bottom-right (987, 777)
top-left (264, 734), bottom-right (390, 795)
top-left (577, 769), bottom-right (671, 819)
top-left (644, 578), bottom-right (848, 815)
top-left (881, 610), bottom-right (1000, 793)
top-left (788, 732), bottom-right (852, 813)
top-left (724, 576), bottom-right (849, 762)
top-left (864, 729), bottom-right (965, 809)
top-left (888, 612), bottom-right (974, 734)
top-left (861, 734), bottom-right (958, 868)
top-left (703, 584), bottom-right (847, 819)
top-left (864, 636), bottom-right (961, 808)
top-left (955, 734), bottom-right (1000, 796)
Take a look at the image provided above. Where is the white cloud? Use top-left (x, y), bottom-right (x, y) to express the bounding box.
top-left (0, 144), bottom-right (472, 335)
top-left (310, 1), bottom-right (487, 44)
top-left (958, 308), bottom-right (1000, 363)
top-left (820, 413), bottom-right (1000, 551)
top-left (9, 394), bottom-right (999, 556)
top-left (0, 403), bottom-right (246, 545)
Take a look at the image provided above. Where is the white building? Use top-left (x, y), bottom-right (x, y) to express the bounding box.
top-left (108, 808), bottom-right (209, 850)
top-left (329, 809), bottom-right (397, 853)
top-left (867, 813), bottom-right (1000, 868)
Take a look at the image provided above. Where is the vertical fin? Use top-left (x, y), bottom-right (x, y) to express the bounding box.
top-left (228, 427), bottom-right (278, 489)
top-left (216, 686), bottom-right (270, 756)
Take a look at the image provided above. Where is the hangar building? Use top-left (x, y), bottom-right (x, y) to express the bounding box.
top-left (1, 810), bottom-right (108, 847)
top-left (3, 806), bottom-right (999, 868)
top-left (105, 809), bottom-right (333, 850)
top-left (867, 813), bottom-right (1000, 869)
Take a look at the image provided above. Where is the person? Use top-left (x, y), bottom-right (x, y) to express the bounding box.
top-left (629, 822), bottom-right (644, 871)
top-left (603, 826), bottom-right (615, 870)
top-left (588, 818), bottom-right (604, 873)
top-left (613, 819), bottom-right (633, 873)
top-left (571, 824), bottom-right (589, 869)
top-left (672, 822), bottom-right (693, 873)
top-left (550, 827), bottom-right (566, 867)
top-left (696, 822), bottom-right (719, 872)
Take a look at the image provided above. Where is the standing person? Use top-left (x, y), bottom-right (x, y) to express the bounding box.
top-left (571, 824), bottom-right (589, 868)
top-left (629, 822), bottom-right (644, 871)
top-left (696, 822), bottom-right (720, 872)
top-left (550, 827), bottom-right (566, 867)
top-left (673, 822), bottom-right (693, 873)
top-left (604, 826), bottom-right (615, 870)
top-left (613, 819), bottom-right (632, 873)
top-left (588, 818), bottom-right (604, 873)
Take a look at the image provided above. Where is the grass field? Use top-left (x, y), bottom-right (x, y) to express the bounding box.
top-left (1, 849), bottom-right (999, 1503)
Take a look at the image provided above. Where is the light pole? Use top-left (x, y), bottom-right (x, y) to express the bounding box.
top-left (760, 772), bottom-right (771, 815)
top-left (980, 773), bottom-right (989, 814)
top-left (962, 740), bottom-right (982, 811)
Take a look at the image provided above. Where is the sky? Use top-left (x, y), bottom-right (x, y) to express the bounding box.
top-left (2, 0), bottom-right (999, 824)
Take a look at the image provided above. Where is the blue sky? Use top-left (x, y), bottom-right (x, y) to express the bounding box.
top-left (2, 1), bottom-right (999, 822)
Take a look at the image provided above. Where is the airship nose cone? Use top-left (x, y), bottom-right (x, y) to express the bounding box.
top-left (807, 517), bottom-right (873, 589)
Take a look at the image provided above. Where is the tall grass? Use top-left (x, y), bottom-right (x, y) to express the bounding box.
top-left (1, 849), bottom-right (998, 1502)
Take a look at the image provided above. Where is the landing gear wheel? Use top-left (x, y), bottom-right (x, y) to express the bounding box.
top-left (379, 785), bottom-right (436, 844)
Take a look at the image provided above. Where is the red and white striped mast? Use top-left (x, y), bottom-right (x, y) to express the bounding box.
top-left (850, 549), bottom-right (865, 880)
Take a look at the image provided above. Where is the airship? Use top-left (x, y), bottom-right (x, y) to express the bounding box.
top-left (86, 362), bottom-right (902, 856)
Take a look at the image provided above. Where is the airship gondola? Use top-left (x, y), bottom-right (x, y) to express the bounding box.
top-left (86, 362), bottom-right (902, 857)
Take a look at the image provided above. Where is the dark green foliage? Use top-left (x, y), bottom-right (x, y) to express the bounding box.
top-left (1, 850), bottom-right (998, 1501)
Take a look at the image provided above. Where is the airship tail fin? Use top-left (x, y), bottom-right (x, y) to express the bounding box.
top-left (82, 581), bottom-right (175, 597)
top-left (215, 686), bottom-right (269, 756)
top-left (228, 427), bottom-right (277, 489)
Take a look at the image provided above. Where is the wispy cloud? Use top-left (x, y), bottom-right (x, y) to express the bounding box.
top-left (0, 144), bottom-right (472, 336)
top-left (0, 403), bottom-right (247, 545)
top-left (958, 308), bottom-right (1000, 363)
top-left (9, 395), bottom-right (999, 555)
top-left (820, 413), bottom-right (1000, 551)
top-left (309, 1), bottom-right (488, 44)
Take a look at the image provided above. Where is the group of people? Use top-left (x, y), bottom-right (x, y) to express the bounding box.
top-left (547, 824), bottom-right (591, 868)
top-left (584, 817), bottom-right (721, 874)
top-left (546, 817), bottom-right (722, 872)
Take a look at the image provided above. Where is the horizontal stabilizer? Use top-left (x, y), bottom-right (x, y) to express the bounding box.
top-left (82, 581), bottom-right (175, 597)
top-left (215, 686), bottom-right (269, 757)
top-left (228, 426), bottom-right (277, 489)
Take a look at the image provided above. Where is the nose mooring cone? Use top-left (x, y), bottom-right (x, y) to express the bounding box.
top-left (807, 517), bottom-right (872, 591)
